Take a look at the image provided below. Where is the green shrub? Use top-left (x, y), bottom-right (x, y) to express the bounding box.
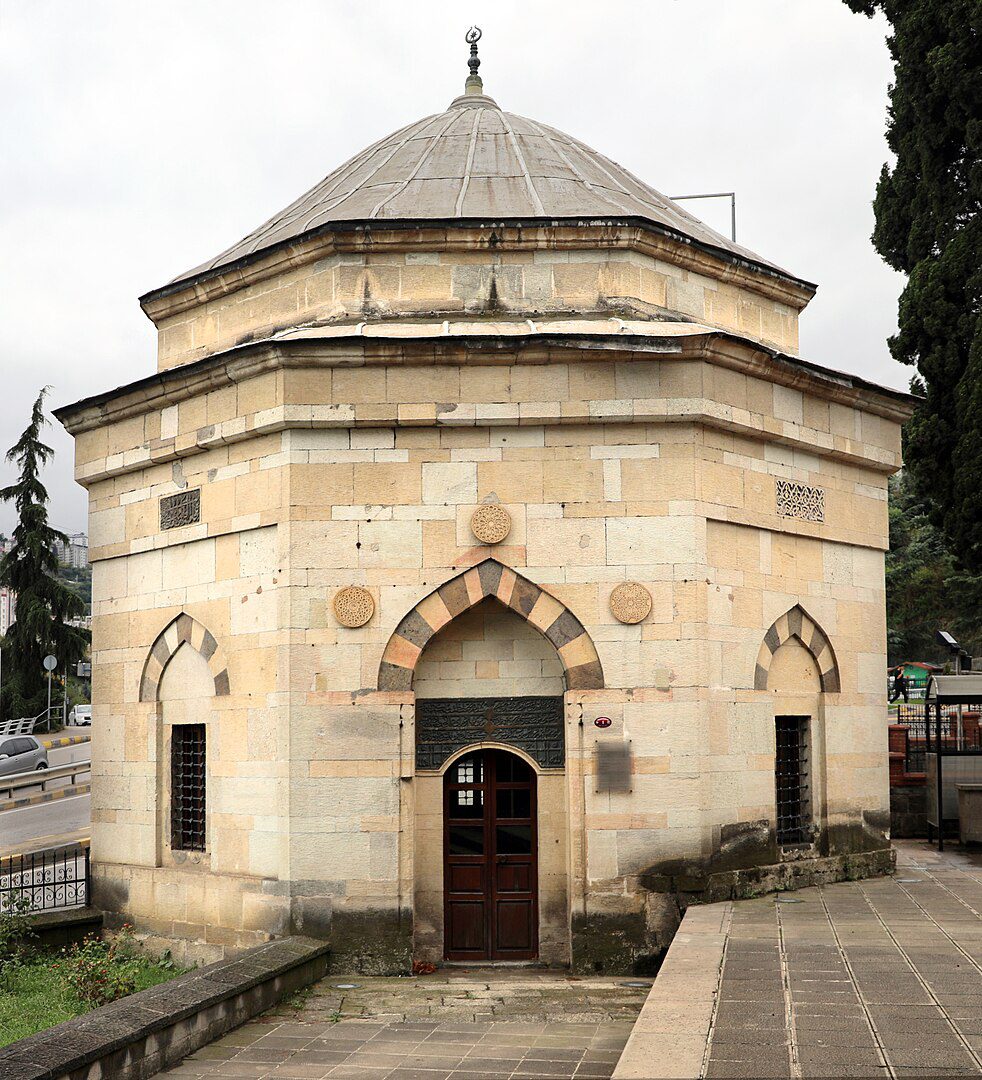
top-left (0, 895), bottom-right (37, 988)
top-left (54, 926), bottom-right (138, 1008)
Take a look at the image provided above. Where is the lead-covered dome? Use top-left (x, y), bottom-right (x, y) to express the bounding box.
top-left (172, 91), bottom-right (799, 290)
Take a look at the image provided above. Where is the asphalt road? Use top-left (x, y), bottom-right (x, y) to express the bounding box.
top-left (0, 791), bottom-right (91, 855)
top-left (0, 733), bottom-right (93, 855)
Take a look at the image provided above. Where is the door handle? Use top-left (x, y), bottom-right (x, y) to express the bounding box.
top-left (497, 855), bottom-right (509, 863)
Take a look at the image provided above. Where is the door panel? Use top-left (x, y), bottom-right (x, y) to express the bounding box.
top-left (444, 746), bottom-right (538, 961)
top-left (495, 861), bottom-right (532, 892)
top-left (495, 900), bottom-right (534, 952)
top-left (448, 864), bottom-right (485, 892)
top-left (448, 901), bottom-right (486, 952)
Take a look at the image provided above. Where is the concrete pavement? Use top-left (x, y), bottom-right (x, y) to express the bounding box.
top-left (616, 840), bottom-right (982, 1078)
top-left (164, 971), bottom-right (647, 1079)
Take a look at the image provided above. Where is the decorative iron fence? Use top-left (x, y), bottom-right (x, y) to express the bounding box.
top-left (0, 845), bottom-right (89, 914)
top-left (895, 704), bottom-right (929, 773)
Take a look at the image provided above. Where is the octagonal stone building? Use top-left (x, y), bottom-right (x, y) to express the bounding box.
top-left (57, 46), bottom-right (913, 972)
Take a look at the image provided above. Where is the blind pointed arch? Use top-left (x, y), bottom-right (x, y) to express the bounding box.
top-left (754, 605), bottom-right (840, 693)
top-left (378, 559), bottom-right (603, 692)
top-left (139, 613), bottom-right (230, 703)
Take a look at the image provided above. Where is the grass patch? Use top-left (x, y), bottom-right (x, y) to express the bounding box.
top-left (0, 952), bottom-right (185, 1048)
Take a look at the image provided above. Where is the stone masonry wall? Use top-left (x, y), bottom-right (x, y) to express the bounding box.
top-left (414, 599), bottom-right (565, 699)
top-left (148, 232), bottom-right (806, 372)
top-left (72, 338), bottom-right (902, 968)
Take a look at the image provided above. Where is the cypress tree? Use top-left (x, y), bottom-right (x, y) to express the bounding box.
top-left (844, 1), bottom-right (982, 559)
top-left (0, 389), bottom-right (89, 721)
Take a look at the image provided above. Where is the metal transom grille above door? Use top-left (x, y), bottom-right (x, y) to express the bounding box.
top-left (416, 696), bottom-right (564, 771)
top-left (444, 749), bottom-right (538, 961)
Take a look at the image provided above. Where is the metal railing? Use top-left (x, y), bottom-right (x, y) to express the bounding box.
top-left (0, 710), bottom-right (48, 738)
top-left (0, 760), bottom-right (91, 800)
top-left (894, 704), bottom-right (982, 772)
top-left (0, 845), bottom-right (90, 913)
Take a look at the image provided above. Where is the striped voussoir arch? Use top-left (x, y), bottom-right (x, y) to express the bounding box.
top-left (754, 604), bottom-right (840, 693)
top-left (378, 559), bottom-right (604, 693)
top-left (139, 613), bottom-right (231, 702)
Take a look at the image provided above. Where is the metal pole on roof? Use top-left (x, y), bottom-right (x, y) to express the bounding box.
top-left (670, 192), bottom-right (737, 242)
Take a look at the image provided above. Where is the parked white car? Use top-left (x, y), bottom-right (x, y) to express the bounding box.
top-left (70, 704), bottom-right (92, 726)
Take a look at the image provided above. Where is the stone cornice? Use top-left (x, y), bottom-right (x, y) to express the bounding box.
top-left (56, 327), bottom-right (914, 488)
top-left (139, 220), bottom-right (817, 324)
top-left (55, 324), bottom-right (916, 435)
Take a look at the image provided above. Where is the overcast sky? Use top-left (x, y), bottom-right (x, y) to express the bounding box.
top-left (0, 0), bottom-right (907, 536)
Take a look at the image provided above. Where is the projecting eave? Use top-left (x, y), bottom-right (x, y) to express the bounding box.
top-left (138, 216), bottom-right (818, 324)
top-left (56, 317), bottom-right (915, 446)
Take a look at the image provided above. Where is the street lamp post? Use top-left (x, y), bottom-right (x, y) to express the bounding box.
top-left (936, 631), bottom-right (970, 746)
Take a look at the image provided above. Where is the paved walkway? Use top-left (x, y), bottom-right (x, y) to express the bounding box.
top-left (617, 840), bottom-right (982, 1078)
top-left (164, 970), bottom-right (647, 1079)
top-left (166, 840), bottom-right (982, 1080)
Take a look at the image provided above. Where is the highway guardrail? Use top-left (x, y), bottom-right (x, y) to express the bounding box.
top-left (0, 760), bottom-right (91, 801)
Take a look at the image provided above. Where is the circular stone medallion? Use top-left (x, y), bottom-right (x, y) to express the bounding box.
top-left (609, 582), bottom-right (652, 624)
top-left (333, 586), bottom-right (375, 628)
top-left (470, 504), bottom-right (512, 545)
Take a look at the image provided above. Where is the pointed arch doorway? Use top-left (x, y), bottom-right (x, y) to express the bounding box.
top-left (444, 748), bottom-right (538, 961)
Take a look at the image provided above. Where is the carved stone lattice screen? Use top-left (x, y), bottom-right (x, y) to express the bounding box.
top-left (775, 480), bottom-right (825, 523)
top-left (160, 489), bottom-right (201, 530)
top-left (416, 696), bottom-right (564, 771)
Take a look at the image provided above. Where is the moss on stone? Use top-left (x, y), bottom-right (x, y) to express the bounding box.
top-left (326, 910), bottom-right (412, 976)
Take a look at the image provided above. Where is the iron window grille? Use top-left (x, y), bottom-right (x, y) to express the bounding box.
top-left (170, 723), bottom-right (206, 851)
top-left (775, 716), bottom-right (810, 845)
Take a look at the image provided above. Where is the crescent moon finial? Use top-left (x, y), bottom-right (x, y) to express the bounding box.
top-left (464, 26), bottom-right (484, 95)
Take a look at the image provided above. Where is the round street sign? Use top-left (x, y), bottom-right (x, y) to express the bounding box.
top-left (43, 655), bottom-right (58, 672)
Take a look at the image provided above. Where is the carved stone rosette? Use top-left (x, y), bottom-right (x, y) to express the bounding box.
top-left (333, 586), bottom-right (375, 628)
top-left (609, 582), bottom-right (652, 624)
top-left (470, 504), bottom-right (512, 545)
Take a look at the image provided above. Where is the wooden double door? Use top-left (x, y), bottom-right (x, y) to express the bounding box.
top-left (444, 749), bottom-right (538, 961)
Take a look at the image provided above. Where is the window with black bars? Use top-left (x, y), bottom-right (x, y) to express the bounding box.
top-left (775, 716), bottom-right (810, 845)
top-left (171, 724), bottom-right (206, 851)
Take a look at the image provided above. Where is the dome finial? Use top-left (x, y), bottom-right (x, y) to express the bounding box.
top-left (464, 26), bottom-right (483, 95)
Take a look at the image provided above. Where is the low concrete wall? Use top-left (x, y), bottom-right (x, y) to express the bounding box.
top-left (31, 906), bottom-right (103, 949)
top-left (613, 902), bottom-right (730, 1079)
top-left (0, 936), bottom-right (330, 1080)
top-left (891, 782), bottom-right (927, 837)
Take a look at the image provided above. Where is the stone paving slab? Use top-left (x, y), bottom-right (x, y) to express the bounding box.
top-left (164, 970), bottom-right (647, 1080)
top-left (615, 840), bottom-right (982, 1078)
